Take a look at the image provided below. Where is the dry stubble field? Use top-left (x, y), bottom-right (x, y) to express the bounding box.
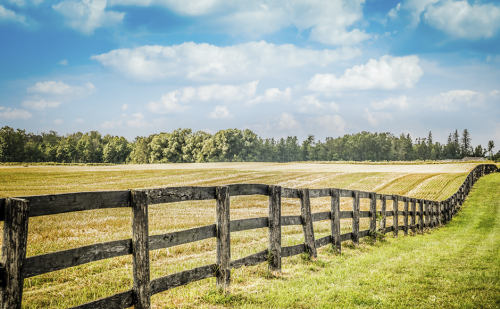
top-left (0, 162), bottom-right (481, 308)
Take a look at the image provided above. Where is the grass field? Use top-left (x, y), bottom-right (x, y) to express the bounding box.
top-left (0, 162), bottom-right (492, 308)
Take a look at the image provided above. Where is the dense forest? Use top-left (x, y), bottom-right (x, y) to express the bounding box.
top-left (0, 126), bottom-right (497, 164)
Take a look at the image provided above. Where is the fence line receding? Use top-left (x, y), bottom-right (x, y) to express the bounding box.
top-left (0, 164), bottom-right (497, 309)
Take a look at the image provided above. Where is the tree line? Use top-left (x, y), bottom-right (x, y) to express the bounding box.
top-left (0, 126), bottom-right (497, 164)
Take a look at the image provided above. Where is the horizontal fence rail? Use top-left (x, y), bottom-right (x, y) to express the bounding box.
top-left (0, 164), bottom-right (497, 308)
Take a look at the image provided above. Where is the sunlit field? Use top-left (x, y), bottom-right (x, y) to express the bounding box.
top-left (0, 162), bottom-right (480, 308)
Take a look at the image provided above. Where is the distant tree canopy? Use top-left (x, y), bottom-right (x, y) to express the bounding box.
top-left (0, 126), bottom-right (495, 164)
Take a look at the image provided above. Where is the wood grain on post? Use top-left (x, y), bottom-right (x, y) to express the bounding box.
top-left (369, 192), bottom-right (377, 241)
top-left (131, 190), bottom-right (151, 309)
top-left (216, 186), bottom-right (231, 291)
top-left (418, 199), bottom-right (424, 233)
top-left (331, 188), bottom-right (341, 253)
top-left (403, 197), bottom-right (409, 236)
top-left (299, 188), bottom-right (317, 259)
top-left (381, 196), bottom-right (387, 234)
top-left (268, 185), bottom-right (281, 274)
top-left (0, 198), bottom-right (29, 309)
top-left (410, 199), bottom-right (416, 234)
top-left (437, 201), bottom-right (442, 226)
top-left (352, 191), bottom-right (360, 245)
top-left (392, 196), bottom-right (399, 237)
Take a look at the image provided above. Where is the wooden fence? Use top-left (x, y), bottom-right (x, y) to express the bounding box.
top-left (0, 164), bottom-right (497, 308)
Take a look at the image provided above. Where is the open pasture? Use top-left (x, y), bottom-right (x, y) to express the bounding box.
top-left (0, 163), bottom-right (479, 308)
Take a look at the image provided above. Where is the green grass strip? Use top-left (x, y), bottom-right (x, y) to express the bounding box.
top-left (200, 173), bottom-right (500, 308)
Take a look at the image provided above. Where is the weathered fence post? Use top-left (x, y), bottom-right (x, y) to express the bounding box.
top-left (369, 193), bottom-right (377, 241)
top-left (299, 188), bottom-right (317, 258)
top-left (268, 185), bottom-right (281, 275)
top-left (331, 188), bottom-right (341, 253)
top-left (403, 197), bottom-right (409, 236)
top-left (425, 200), bottom-right (430, 228)
top-left (437, 201), bottom-right (442, 226)
top-left (0, 198), bottom-right (29, 309)
top-left (393, 195), bottom-right (399, 237)
top-left (352, 191), bottom-right (360, 245)
top-left (418, 199), bottom-right (424, 233)
top-left (381, 196), bottom-right (387, 234)
top-left (216, 186), bottom-right (231, 292)
top-left (411, 198), bottom-right (416, 234)
top-left (130, 190), bottom-right (151, 309)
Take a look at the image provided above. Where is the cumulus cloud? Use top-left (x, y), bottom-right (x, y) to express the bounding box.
top-left (74, 118), bottom-right (85, 123)
top-left (107, 0), bottom-right (369, 45)
top-left (0, 107), bottom-right (32, 119)
top-left (21, 99), bottom-right (61, 110)
top-left (312, 114), bottom-right (346, 135)
top-left (0, 5), bottom-right (26, 24)
top-left (400, 0), bottom-right (438, 27)
top-left (53, 0), bottom-right (125, 35)
top-left (148, 81), bottom-right (258, 114)
top-left (424, 90), bottom-right (483, 111)
top-left (294, 95), bottom-right (339, 113)
top-left (207, 106), bottom-right (233, 119)
top-left (247, 87), bottom-right (292, 105)
top-left (363, 108), bottom-right (393, 127)
top-left (423, 0), bottom-right (500, 40)
top-left (91, 41), bottom-right (361, 82)
top-left (371, 95), bottom-right (409, 110)
top-left (276, 112), bottom-right (301, 131)
top-left (59, 59), bottom-right (68, 65)
top-left (127, 113), bottom-right (151, 127)
top-left (22, 81), bottom-right (96, 110)
top-left (28, 81), bottom-right (96, 96)
top-left (308, 55), bottom-right (423, 91)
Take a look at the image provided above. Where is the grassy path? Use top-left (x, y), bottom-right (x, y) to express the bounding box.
top-left (199, 173), bottom-right (500, 308)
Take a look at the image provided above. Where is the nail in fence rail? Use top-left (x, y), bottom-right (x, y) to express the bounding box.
top-left (0, 164), bottom-right (496, 308)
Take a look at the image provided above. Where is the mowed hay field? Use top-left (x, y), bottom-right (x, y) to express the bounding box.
top-left (0, 163), bottom-right (484, 308)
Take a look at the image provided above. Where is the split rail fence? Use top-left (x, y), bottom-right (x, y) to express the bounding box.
top-left (0, 164), bottom-right (497, 308)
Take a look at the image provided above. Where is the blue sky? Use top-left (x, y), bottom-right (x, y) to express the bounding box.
top-left (1, 0), bottom-right (500, 147)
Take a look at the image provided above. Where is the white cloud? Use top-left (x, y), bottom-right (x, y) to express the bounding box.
top-left (53, 0), bottom-right (124, 35)
top-left (28, 81), bottom-right (96, 96)
top-left (8, 0), bottom-right (25, 6)
top-left (363, 108), bottom-right (393, 127)
top-left (122, 103), bottom-right (128, 110)
top-left (107, 0), bottom-right (369, 45)
top-left (387, 3), bottom-right (401, 20)
top-left (490, 90), bottom-right (499, 98)
top-left (424, 90), bottom-right (483, 111)
top-left (207, 106), bottom-right (233, 119)
top-left (293, 95), bottom-right (339, 113)
top-left (0, 5), bottom-right (26, 24)
top-left (308, 55), bottom-right (423, 91)
top-left (148, 81), bottom-right (258, 114)
top-left (101, 119), bottom-right (122, 129)
top-left (74, 118), bottom-right (85, 123)
top-left (53, 119), bottom-right (63, 125)
top-left (371, 95), bottom-right (409, 110)
top-left (400, 0), bottom-right (438, 27)
top-left (127, 113), bottom-right (151, 127)
top-left (424, 0), bottom-right (500, 40)
top-left (247, 87), bottom-right (292, 105)
top-left (21, 99), bottom-right (61, 110)
top-left (59, 59), bottom-right (68, 65)
top-left (486, 55), bottom-right (500, 63)
top-left (91, 41), bottom-right (361, 82)
top-left (276, 112), bottom-right (301, 131)
top-left (23, 81), bottom-right (96, 110)
top-left (313, 114), bottom-right (346, 135)
top-left (0, 107), bottom-right (32, 119)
